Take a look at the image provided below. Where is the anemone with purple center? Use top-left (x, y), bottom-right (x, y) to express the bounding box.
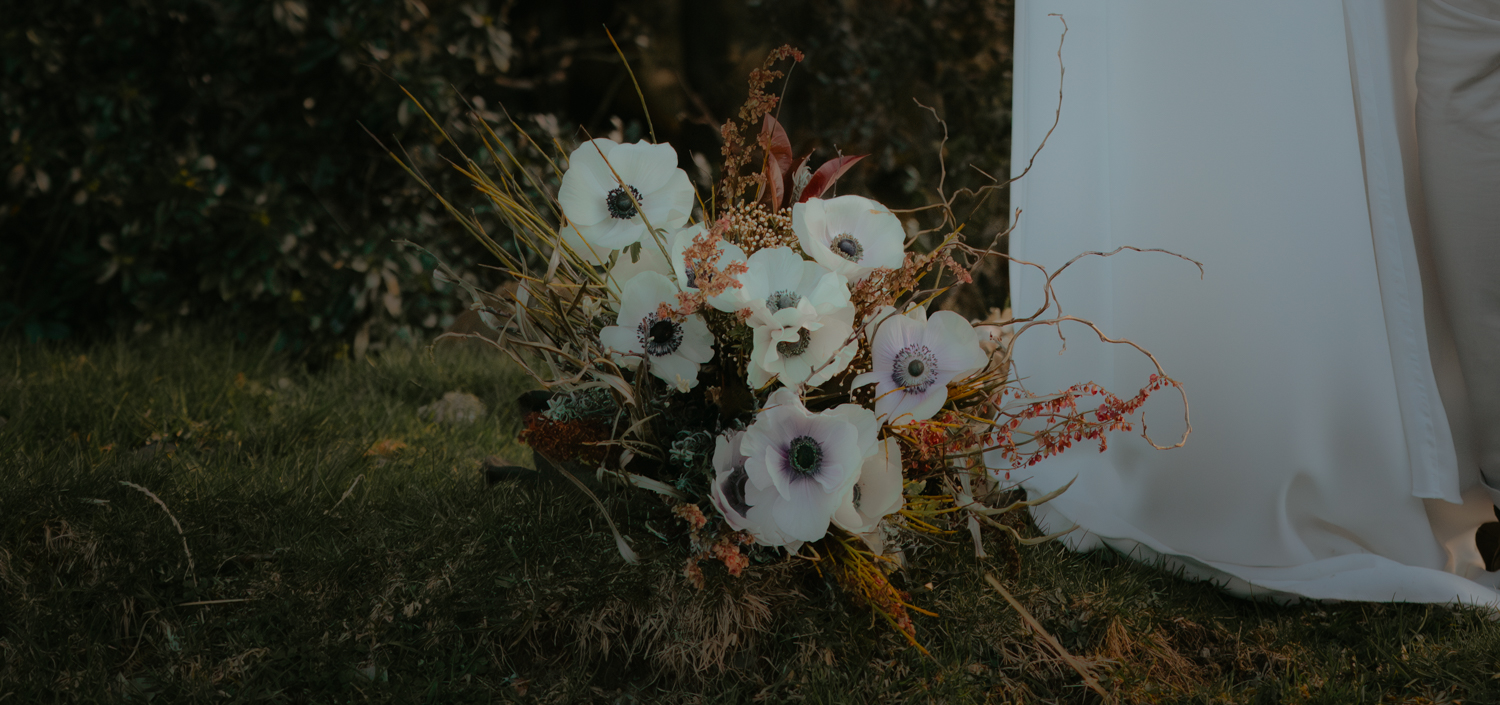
top-left (710, 430), bottom-right (803, 549)
top-left (599, 271), bottom-right (714, 389)
top-left (853, 305), bottom-right (989, 424)
top-left (557, 138), bottom-right (695, 264)
top-left (741, 389), bottom-right (880, 542)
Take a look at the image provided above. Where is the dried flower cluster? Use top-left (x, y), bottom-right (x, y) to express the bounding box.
top-left (723, 202), bottom-right (798, 255)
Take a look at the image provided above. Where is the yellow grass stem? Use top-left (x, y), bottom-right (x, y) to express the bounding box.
top-left (897, 512), bottom-right (957, 535)
top-left (604, 27), bottom-right (656, 144)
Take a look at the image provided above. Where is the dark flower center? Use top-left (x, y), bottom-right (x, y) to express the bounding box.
top-left (788, 435), bottom-right (823, 477)
top-left (830, 233), bottom-right (863, 262)
top-left (637, 313), bottom-right (683, 357)
top-left (606, 185), bottom-right (643, 220)
top-left (723, 465), bottom-right (751, 517)
top-left (892, 344), bottom-right (939, 393)
top-left (852, 483), bottom-right (863, 508)
top-left (766, 289), bottom-right (802, 313)
top-left (775, 327), bottom-right (813, 358)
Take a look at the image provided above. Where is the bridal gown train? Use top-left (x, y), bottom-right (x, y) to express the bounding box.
top-left (1005, 1), bottom-right (1500, 604)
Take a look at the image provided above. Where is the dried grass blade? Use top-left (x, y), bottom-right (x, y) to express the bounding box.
top-left (626, 474), bottom-right (687, 500)
top-left (985, 573), bottom-right (1112, 702)
top-left (549, 462), bottom-right (639, 564)
top-left (119, 481), bottom-right (196, 585)
top-left (605, 27), bottom-right (655, 144)
top-left (972, 476), bottom-right (1076, 516)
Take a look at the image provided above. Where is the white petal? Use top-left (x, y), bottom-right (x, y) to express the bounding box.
top-left (871, 308), bottom-right (923, 364)
top-left (710, 452), bottom-right (751, 529)
top-left (860, 438), bottom-right (906, 518)
top-left (746, 360), bottom-right (772, 389)
top-left (566, 139), bottom-right (621, 192)
top-left (615, 270), bottom-right (677, 324)
top-left (826, 403), bottom-right (880, 458)
top-left (834, 493), bottom-right (866, 533)
top-left (559, 224), bottom-right (608, 265)
top-left (589, 216), bottom-right (648, 252)
top-left (674, 316), bottom-right (716, 363)
top-left (599, 324), bottom-right (642, 356)
top-left (610, 140), bottom-right (680, 195)
top-left (743, 403), bottom-right (794, 491)
top-left (808, 270), bottom-right (853, 314)
top-left (765, 387), bottom-right (804, 411)
top-left (558, 172), bottom-right (609, 227)
top-left (802, 323), bottom-right (858, 387)
top-left (761, 247), bottom-right (812, 293)
top-left (713, 431), bottom-right (746, 475)
top-left (771, 480), bottom-right (839, 541)
top-left (886, 385), bottom-right (946, 425)
top-left (815, 195), bottom-right (905, 278)
top-left (793, 200), bottom-right (842, 273)
top-left (649, 353), bottom-right (700, 389)
top-left (820, 194), bottom-right (873, 234)
top-left (605, 243), bottom-right (673, 307)
top-left (908, 388), bottom-right (949, 422)
top-left (742, 431), bottom-right (776, 490)
top-left (744, 483), bottom-right (795, 546)
top-left (639, 169), bottom-right (695, 231)
top-left (781, 302), bottom-right (820, 329)
top-left (811, 423), bottom-right (865, 496)
top-left (925, 310), bottom-right (989, 376)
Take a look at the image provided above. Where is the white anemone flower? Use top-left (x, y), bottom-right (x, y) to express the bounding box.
top-left (792, 195), bottom-right (905, 282)
top-left (833, 438), bottom-right (905, 534)
top-left (558, 138), bottom-right (695, 264)
top-left (741, 388), bottom-right (880, 542)
top-left (709, 430), bottom-right (803, 551)
top-left (747, 307), bottom-right (858, 389)
top-left (670, 224), bottom-right (750, 311)
top-left (604, 239), bottom-right (672, 311)
top-left (735, 247), bottom-right (856, 388)
top-left (599, 271), bottom-right (714, 390)
top-left (853, 306), bottom-right (989, 424)
top-left (735, 246), bottom-right (851, 329)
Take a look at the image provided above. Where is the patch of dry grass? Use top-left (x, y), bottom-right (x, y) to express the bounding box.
top-left (3, 329), bottom-right (1500, 703)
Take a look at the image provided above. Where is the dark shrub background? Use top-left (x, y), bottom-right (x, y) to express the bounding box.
top-left (1, 0), bottom-right (1013, 356)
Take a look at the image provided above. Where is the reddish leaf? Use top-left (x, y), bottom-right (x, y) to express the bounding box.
top-left (757, 114), bottom-right (794, 208)
top-left (760, 115), bottom-right (795, 176)
top-left (799, 154), bottom-right (867, 203)
top-left (759, 159), bottom-right (780, 211)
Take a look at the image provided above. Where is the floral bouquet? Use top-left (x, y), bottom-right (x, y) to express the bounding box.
top-left (390, 44), bottom-right (1188, 651)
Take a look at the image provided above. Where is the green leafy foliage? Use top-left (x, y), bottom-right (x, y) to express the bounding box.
top-left (0, 0), bottom-right (567, 353)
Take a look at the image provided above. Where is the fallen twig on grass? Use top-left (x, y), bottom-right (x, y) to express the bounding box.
top-left (326, 474), bottom-right (366, 515)
top-left (986, 572), bottom-right (1111, 703)
top-left (120, 481), bottom-right (196, 586)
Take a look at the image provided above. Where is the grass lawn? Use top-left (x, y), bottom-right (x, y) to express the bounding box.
top-left (3, 330), bottom-right (1499, 703)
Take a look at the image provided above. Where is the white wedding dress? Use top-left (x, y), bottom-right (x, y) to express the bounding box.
top-left (1007, 0), bottom-right (1500, 605)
